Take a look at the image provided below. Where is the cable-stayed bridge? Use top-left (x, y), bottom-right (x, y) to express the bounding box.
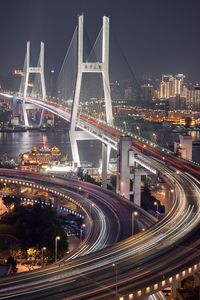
top-left (1, 14), bottom-right (200, 300)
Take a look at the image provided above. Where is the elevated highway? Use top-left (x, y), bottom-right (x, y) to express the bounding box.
top-left (0, 93), bottom-right (200, 299)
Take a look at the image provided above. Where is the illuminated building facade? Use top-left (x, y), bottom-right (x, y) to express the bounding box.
top-left (20, 146), bottom-right (62, 172)
top-left (160, 74), bottom-right (186, 99)
top-left (187, 86), bottom-right (200, 111)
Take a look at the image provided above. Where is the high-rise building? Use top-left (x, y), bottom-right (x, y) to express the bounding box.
top-left (187, 86), bottom-right (200, 111)
top-left (160, 74), bottom-right (186, 99)
top-left (140, 84), bottom-right (153, 102)
top-left (168, 95), bottom-right (187, 111)
top-left (124, 86), bottom-right (133, 101)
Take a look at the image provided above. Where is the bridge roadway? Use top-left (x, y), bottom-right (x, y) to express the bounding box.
top-left (0, 94), bottom-right (200, 299)
top-left (0, 160), bottom-right (199, 299)
top-left (0, 170), bottom-right (155, 299)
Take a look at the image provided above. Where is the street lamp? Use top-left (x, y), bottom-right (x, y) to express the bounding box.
top-left (112, 263), bottom-right (118, 299)
top-left (80, 224), bottom-right (86, 241)
top-left (136, 126), bottom-right (140, 136)
top-left (169, 188), bottom-right (175, 206)
top-left (41, 247), bottom-right (46, 265)
top-left (90, 203), bottom-right (94, 214)
top-left (132, 211), bottom-right (138, 235)
top-left (152, 132), bottom-right (157, 142)
top-left (123, 120), bottom-right (127, 131)
top-left (55, 236), bottom-right (60, 262)
top-left (154, 201), bottom-right (159, 219)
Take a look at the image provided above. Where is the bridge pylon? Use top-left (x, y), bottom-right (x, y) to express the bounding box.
top-left (69, 15), bottom-right (113, 188)
top-left (20, 41), bottom-right (46, 127)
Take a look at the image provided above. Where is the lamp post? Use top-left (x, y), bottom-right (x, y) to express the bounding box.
top-left (90, 203), bottom-right (94, 215)
top-left (80, 224), bottom-right (86, 241)
top-left (123, 121), bottom-right (127, 131)
top-left (132, 211), bottom-right (138, 235)
top-left (112, 263), bottom-right (118, 299)
top-left (136, 126), bottom-right (140, 136)
top-left (170, 189), bottom-right (174, 203)
top-left (154, 201), bottom-right (159, 219)
top-left (55, 236), bottom-right (60, 262)
top-left (41, 246), bottom-right (46, 265)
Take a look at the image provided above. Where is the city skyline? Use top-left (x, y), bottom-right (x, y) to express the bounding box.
top-left (1, 0), bottom-right (200, 82)
top-left (0, 3), bottom-right (200, 298)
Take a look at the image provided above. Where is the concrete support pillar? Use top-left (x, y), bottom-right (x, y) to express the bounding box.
top-left (22, 100), bottom-right (29, 127)
top-left (133, 173), bottom-right (141, 207)
top-left (39, 109), bottom-right (44, 127)
top-left (174, 134), bottom-right (192, 160)
top-left (69, 132), bottom-right (80, 167)
top-left (102, 143), bottom-right (108, 189)
top-left (171, 279), bottom-right (181, 299)
top-left (179, 134), bottom-right (192, 160)
top-left (162, 183), bottom-right (175, 214)
top-left (117, 136), bottom-right (132, 199)
top-left (12, 96), bottom-right (20, 117)
top-left (52, 113), bottom-right (55, 126)
top-left (193, 273), bottom-right (200, 287)
top-left (54, 198), bottom-right (61, 215)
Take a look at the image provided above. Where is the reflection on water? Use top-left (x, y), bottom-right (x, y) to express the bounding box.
top-left (0, 129), bottom-right (199, 165)
top-left (0, 131), bottom-right (71, 159)
top-left (190, 130), bottom-right (200, 141)
top-left (0, 131), bottom-right (102, 167)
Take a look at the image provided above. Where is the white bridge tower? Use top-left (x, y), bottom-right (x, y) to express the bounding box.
top-left (21, 41), bottom-right (46, 127)
top-left (69, 15), bottom-right (113, 188)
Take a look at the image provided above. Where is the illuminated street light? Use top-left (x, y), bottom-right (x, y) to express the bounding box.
top-left (80, 224), bottom-right (86, 241)
top-left (152, 132), bottom-right (157, 142)
top-left (41, 247), bottom-right (46, 265)
top-left (154, 202), bottom-right (159, 219)
top-left (136, 126), bottom-right (140, 136)
top-left (112, 263), bottom-right (118, 299)
top-left (169, 189), bottom-right (175, 204)
top-left (123, 120), bottom-right (127, 131)
top-left (132, 211), bottom-right (138, 235)
top-left (55, 236), bottom-right (60, 262)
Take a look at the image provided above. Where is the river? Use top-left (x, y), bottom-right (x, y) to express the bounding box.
top-left (0, 128), bottom-right (199, 165)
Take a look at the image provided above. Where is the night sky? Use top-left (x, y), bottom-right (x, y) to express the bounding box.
top-left (1, 0), bottom-right (200, 82)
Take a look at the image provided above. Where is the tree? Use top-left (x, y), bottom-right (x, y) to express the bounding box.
top-left (110, 175), bottom-right (117, 188)
top-left (10, 244), bottom-right (24, 261)
top-left (2, 201), bottom-right (68, 259)
top-left (141, 184), bottom-right (152, 211)
top-left (185, 117), bottom-right (192, 129)
top-left (2, 195), bottom-right (20, 211)
top-left (76, 167), bottom-right (84, 179)
top-left (6, 256), bottom-right (17, 274)
top-left (141, 184), bottom-right (164, 213)
top-left (26, 247), bottom-right (40, 265)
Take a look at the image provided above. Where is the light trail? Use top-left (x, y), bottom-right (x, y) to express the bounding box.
top-left (0, 93), bottom-right (200, 299)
